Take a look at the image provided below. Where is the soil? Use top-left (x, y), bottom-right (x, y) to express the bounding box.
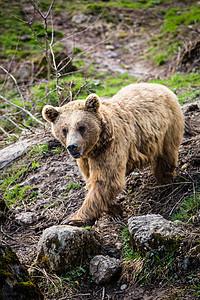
top-left (1, 4), bottom-right (200, 300)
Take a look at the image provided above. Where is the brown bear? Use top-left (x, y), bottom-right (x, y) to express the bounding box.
top-left (42, 83), bottom-right (184, 226)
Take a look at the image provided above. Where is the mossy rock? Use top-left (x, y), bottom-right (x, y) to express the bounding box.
top-left (128, 214), bottom-right (185, 255)
top-left (32, 50), bottom-right (77, 79)
top-left (15, 49), bottom-right (77, 83)
top-left (33, 225), bottom-right (100, 274)
top-left (0, 240), bottom-right (44, 300)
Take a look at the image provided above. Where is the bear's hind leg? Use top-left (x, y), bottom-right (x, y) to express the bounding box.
top-left (153, 143), bottom-right (178, 184)
top-left (153, 154), bottom-right (178, 184)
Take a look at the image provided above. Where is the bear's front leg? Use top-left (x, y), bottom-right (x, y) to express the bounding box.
top-left (65, 177), bottom-right (124, 227)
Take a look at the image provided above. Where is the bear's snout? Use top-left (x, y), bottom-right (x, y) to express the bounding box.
top-left (67, 143), bottom-right (82, 159)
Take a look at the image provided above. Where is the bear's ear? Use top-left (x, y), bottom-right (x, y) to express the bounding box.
top-left (85, 94), bottom-right (100, 112)
top-left (42, 105), bottom-right (59, 123)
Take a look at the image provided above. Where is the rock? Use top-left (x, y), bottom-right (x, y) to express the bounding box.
top-left (128, 214), bottom-right (184, 253)
top-left (89, 255), bottom-right (121, 284)
top-left (105, 45), bottom-right (115, 50)
top-left (34, 225), bottom-right (100, 273)
top-left (31, 50), bottom-right (77, 79)
top-left (105, 51), bottom-right (118, 58)
top-left (0, 240), bottom-right (44, 300)
top-left (15, 212), bottom-right (36, 225)
top-left (120, 283), bottom-right (127, 290)
top-left (20, 174), bottom-right (42, 187)
top-left (72, 14), bottom-right (89, 24)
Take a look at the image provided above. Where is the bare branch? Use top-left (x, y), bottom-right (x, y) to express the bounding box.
top-left (57, 34), bottom-right (112, 74)
top-left (0, 95), bottom-right (44, 126)
top-left (45, 0), bottom-right (55, 19)
top-left (0, 65), bottom-right (25, 107)
top-left (0, 34), bottom-right (20, 92)
top-left (0, 6), bottom-right (29, 24)
top-left (52, 10), bottom-right (105, 49)
top-left (73, 81), bottom-right (88, 101)
top-left (5, 116), bottom-right (24, 131)
top-left (0, 126), bottom-right (12, 138)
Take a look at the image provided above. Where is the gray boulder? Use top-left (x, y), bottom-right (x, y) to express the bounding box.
top-left (128, 214), bottom-right (184, 253)
top-left (35, 225), bottom-right (100, 273)
top-left (89, 255), bottom-right (121, 284)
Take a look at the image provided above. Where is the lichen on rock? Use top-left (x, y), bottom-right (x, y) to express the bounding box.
top-left (33, 225), bottom-right (100, 274)
top-left (128, 214), bottom-right (185, 254)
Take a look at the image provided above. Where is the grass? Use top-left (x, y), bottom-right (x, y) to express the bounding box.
top-left (0, 2), bottom-right (63, 60)
top-left (0, 144), bottom-right (49, 208)
top-left (66, 182), bottom-right (81, 191)
top-left (171, 193), bottom-right (200, 223)
top-left (143, 4), bottom-right (200, 65)
top-left (162, 5), bottom-right (200, 36)
top-left (151, 72), bottom-right (200, 104)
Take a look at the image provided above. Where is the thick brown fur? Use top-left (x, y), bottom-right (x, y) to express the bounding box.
top-left (42, 83), bottom-right (184, 226)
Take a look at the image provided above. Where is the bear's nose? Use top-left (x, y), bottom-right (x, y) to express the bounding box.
top-left (67, 143), bottom-right (78, 154)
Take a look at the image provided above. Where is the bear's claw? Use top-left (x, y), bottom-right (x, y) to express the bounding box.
top-left (110, 215), bottom-right (122, 223)
top-left (63, 217), bottom-right (95, 227)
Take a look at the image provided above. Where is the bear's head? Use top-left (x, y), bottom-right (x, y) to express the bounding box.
top-left (42, 94), bottom-right (113, 158)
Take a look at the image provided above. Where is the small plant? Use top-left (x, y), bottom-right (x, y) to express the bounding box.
top-left (31, 161), bottom-right (39, 169)
top-left (64, 266), bottom-right (90, 287)
top-left (171, 193), bottom-right (200, 223)
top-left (66, 182), bottom-right (81, 191)
top-left (4, 185), bottom-right (38, 207)
top-left (52, 147), bottom-right (63, 154)
top-left (126, 189), bottom-right (132, 195)
top-left (120, 227), bottom-right (144, 284)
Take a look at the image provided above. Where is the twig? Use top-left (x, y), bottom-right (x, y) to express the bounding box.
top-left (73, 81), bottom-right (88, 101)
top-left (102, 287), bottom-right (106, 300)
top-left (68, 293), bottom-right (91, 299)
top-left (169, 192), bottom-right (188, 216)
top-left (0, 95), bottom-right (44, 126)
top-left (57, 34), bottom-right (112, 74)
top-left (0, 65), bottom-right (25, 107)
top-left (0, 225), bottom-right (15, 241)
top-left (52, 10), bottom-right (105, 49)
top-left (5, 116), bottom-right (24, 131)
top-left (0, 126), bottom-right (12, 138)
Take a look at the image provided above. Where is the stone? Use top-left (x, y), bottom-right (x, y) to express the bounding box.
top-left (105, 51), bottom-right (118, 58)
top-left (19, 174), bottom-right (42, 187)
top-left (15, 212), bottom-right (36, 225)
top-left (89, 255), bottom-right (121, 284)
top-left (128, 214), bottom-right (184, 253)
top-left (0, 240), bottom-right (44, 300)
top-left (120, 284), bottom-right (127, 290)
top-left (72, 14), bottom-right (88, 24)
top-left (34, 225), bottom-right (100, 273)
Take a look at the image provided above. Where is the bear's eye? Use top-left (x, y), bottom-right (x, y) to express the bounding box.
top-left (77, 125), bottom-right (85, 134)
top-left (62, 127), bottom-right (67, 137)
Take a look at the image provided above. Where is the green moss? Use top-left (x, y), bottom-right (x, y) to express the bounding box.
top-left (35, 251), bottom-right (52, 272)
top-left (14, 281), bottom-right (44, 299)
top-left (149, 232), bottom-right (182, 253)
top-left (0, 242), bottom-right (43, 298)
